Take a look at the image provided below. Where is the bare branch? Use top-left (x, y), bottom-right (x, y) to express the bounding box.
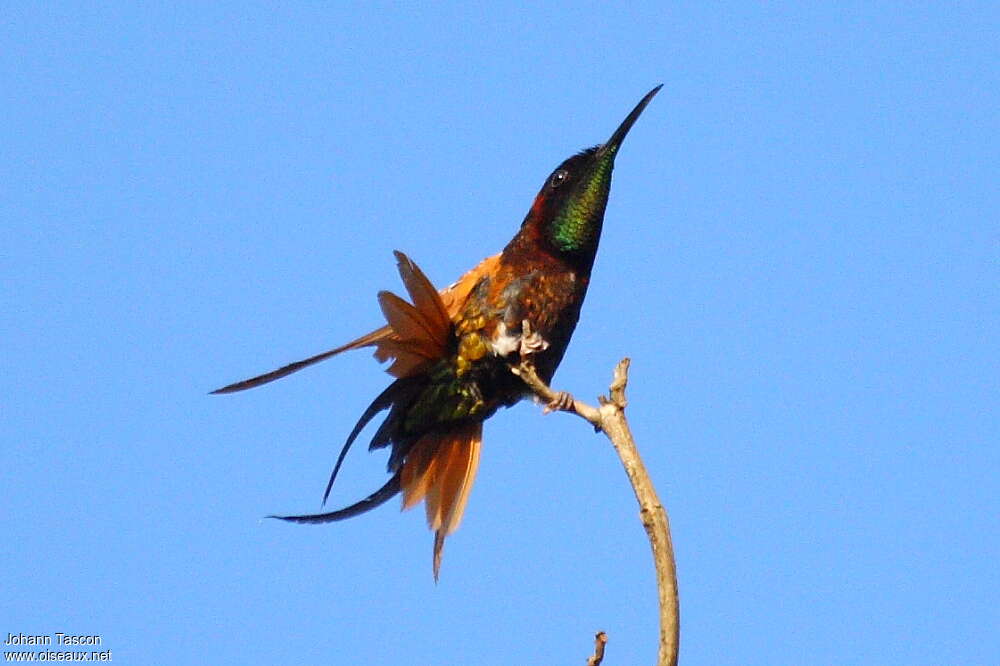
top-left (510, 362), bottom-right (602, 427)
top-left (586, 631), bottom-right (608, 666)
top-left (515, 358), bottom-right (679, 666)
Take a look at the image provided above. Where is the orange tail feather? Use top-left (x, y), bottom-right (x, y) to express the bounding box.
top-left (399, 422), bottom-right (483, 580)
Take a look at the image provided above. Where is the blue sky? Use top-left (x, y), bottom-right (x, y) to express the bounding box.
top-left (3, 3), bottom-right (997, 664)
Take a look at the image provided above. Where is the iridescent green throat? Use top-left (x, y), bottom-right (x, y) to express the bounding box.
top-left (547, 150), bottom-right (615, 256)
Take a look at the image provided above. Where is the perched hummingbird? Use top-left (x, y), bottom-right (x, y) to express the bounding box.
top-left (214, 85), bottom-right (661, 579)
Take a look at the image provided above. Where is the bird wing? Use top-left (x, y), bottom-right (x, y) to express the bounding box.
top-left (253, 251), bottom-right (495, 580)
top-left (210, 251), bottom-right (501, 393)
top-left (209, 327), bottom-right (392, 394)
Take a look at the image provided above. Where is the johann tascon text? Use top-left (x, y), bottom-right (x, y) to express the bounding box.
top-left (4, 634), bottom-right (109, 662)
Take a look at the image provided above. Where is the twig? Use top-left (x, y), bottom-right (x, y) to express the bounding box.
top-left (513, 358), bottom-right (680, 666)
top-left (511, 362), bottom-right (603, 427)
top-left (587, 631), bottom-right (608, 666)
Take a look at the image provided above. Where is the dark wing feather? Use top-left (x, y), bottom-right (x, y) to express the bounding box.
top-left (211, 252), bottom-right (492, 394)
top-left (321, 377), bottom-right (419, 505)
top-left (270, 472), bottom-right (402, 524)
top-left (210, 326), bottom-right (391, 394)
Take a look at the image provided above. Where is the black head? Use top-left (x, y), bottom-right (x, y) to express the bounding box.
top-left (523, 85), bottom-right (662, 269)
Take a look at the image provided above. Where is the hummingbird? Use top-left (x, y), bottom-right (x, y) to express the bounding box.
top-left (213, 85), bottom-right (661, 579)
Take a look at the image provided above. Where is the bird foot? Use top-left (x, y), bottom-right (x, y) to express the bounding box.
top-left (518, 319), bottom-right (549, 356)
top-left (543, 390), bottom-right (575, 414)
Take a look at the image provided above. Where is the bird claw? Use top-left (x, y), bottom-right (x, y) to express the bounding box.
top-left (543, 390), bottom-right (575, 414)
top-left (519, 319), bottom-right (549, 356)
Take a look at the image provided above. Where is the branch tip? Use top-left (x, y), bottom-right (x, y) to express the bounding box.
top-left (509, 357), bottom-right (678, 666)
top-left (586, 631), bottom-right (608, 666)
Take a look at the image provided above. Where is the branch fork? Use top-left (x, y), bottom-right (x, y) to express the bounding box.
top-left (511, 356), bottom-right (680, 666)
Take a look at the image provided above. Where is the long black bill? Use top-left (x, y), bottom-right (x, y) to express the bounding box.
top-left (597, 84), bottom-right (663, 158)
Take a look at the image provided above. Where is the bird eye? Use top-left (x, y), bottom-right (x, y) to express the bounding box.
top-left (550, 169), bottom-right (569, 188)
